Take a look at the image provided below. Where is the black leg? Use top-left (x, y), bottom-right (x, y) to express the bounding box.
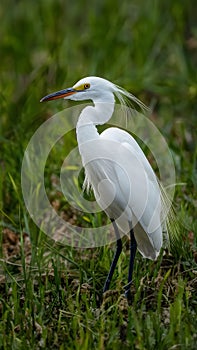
top-left (124, 223), bottom-right (137, 299)
top-left (103, 219), bottom-right (122, 293)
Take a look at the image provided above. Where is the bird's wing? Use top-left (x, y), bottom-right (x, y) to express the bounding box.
top-left (101, 127), bottom-right (156, 182)
top-left (101, 127), bottom-right (163, 259)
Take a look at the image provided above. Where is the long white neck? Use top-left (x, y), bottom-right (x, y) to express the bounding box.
top-left (76, 92), bottom-right (115, 148)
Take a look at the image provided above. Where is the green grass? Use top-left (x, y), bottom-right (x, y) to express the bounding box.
top-left (1, 0), bottom-right (197, 349)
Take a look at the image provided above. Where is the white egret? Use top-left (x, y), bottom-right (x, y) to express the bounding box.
top-left (40, 76), bottom-right (170, 299)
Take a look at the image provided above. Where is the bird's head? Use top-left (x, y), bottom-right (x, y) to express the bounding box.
top-left (40, 76), bottom-right (115, 103)
top-left (40, 76), bottom-right (148, 112)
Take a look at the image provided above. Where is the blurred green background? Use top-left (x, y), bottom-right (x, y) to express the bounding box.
top-left (1, 0), bottom-right (196, 227)
top-left (0, 0), bottom-right (197, 349)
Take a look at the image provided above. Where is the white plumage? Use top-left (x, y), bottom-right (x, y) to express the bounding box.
top-left (40, 76), bottom-right (169, 297)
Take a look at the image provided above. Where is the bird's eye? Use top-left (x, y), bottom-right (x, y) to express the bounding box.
top-left (84, 83), bottom-right (90, 90)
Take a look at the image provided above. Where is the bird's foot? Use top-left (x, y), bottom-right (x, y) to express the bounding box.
top-left (123, 282), bottom-right (133, 304)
